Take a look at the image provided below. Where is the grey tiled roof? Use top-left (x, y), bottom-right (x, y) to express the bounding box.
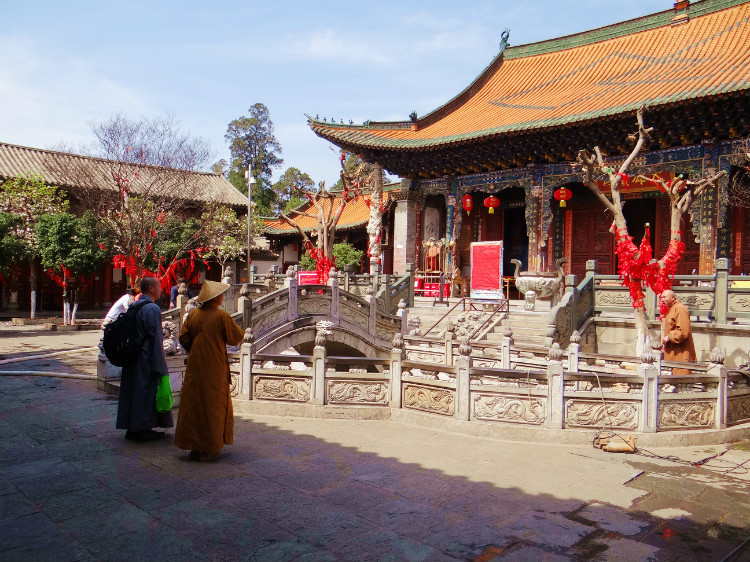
top-left (0, 142), bottom-right (247, 207)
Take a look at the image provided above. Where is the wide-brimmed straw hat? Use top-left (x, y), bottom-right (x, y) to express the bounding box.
top-left (196, 280), bottom-right (230, 304)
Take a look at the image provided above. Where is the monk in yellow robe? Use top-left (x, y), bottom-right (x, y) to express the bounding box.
top-left (660, 289), bottom-right (697, 375)
top-left (175, 280), bottom-right (244, 461)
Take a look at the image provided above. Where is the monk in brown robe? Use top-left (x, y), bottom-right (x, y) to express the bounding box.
top-left (175, 280), bottom-right (244, 461)
top-left (660, 289), bottom-right (697, 375)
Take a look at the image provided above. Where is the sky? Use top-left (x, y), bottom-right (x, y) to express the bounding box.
top-left (1, 0), bottom-right (671, 188)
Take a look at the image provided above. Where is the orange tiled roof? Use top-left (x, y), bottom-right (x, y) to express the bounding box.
top-left (263, 192), bottom-right (393, 234)
top-left (309, 0), bottom-right (750, 150)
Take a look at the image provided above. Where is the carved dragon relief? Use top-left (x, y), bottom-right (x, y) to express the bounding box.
top-left (565, 400), bottom-right (638, 429)
top-left (298, 297), bottom-right (331, 316)
top-left (327, 380), bottom-right (389, 405)
top-left (403, 383), bottom-right (455, 415)
top-left (728, 396), bottom-right (750, 425)
top-left (658, 401), bottom-right (714, 429)
top-left (253, 376), bottom-right (311, 402)
top-left (473, 393), bottom-right (545, 424)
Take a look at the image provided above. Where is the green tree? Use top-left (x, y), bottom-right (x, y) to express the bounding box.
top-left (332, 243), bottom-right (364, 270)
top-left (272, 167), bottom-right (315, 214)
top-left (0, 212), bottom-right (25, 274)
top-left (37, 212), bottom-right (109, 324)
top-left (225, 103), bottom-right (284, 215)
top-left (200, 206), bottom-right (264, 277)
top-left (51, 113), bottom-right (219, 289)
top-left (0, 173), bottom-right (68, 318)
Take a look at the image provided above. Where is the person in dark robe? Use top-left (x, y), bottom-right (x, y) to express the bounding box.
top-left (175, 280), bottom-right (244, 462)
top-left (116, 276), bottom-right (173, 441)
top-left (660, 289), bottom-right (697, 375)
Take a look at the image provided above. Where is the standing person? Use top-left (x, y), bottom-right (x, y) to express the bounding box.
top-left (116, 277), bottom-right (173, 441)
top-left (169, 278), bottom-right (186, 309)
top-left (101, 287), bottom-right (138, 329)
top-left (175, 280), bottom-right (244, 461)
top-left (660, 289), bottom-right (697, 375)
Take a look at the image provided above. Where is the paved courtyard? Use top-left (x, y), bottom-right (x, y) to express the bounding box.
top-left (1, 323), bottom-right (749, 561)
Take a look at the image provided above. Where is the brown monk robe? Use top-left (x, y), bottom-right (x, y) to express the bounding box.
top-left (175, 280), bottom-right (244, 461)
top-left (660, 289), bottom-right (697, 375)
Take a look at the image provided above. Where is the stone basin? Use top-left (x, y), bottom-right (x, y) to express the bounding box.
top-left (514, 273), bottom-right (563, 299)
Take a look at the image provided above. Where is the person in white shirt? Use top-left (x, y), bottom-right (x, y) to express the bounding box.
top-left (101, 288), bottom-right (138, 329)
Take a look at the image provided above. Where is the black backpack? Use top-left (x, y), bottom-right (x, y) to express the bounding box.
top-left (102, 300), bottom-right (150, 367)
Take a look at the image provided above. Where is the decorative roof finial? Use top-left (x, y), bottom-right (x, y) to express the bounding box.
top-left (499, 28), bottom-right (510, 54)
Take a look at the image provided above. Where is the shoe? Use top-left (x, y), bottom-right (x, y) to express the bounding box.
top-left (125, 430), bottom-right (166, 442)
top-left (188, 450), bottom-right (221, 462)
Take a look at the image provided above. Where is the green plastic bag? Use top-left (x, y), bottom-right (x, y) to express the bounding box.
top-left (156, 374), bottom-right (173, 412)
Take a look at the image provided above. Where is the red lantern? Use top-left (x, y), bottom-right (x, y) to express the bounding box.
top-left (462, 194), bottom-right (473, 216)
top-left (554, 187), bottom-right (572, 208)
top-left (483, 195), bottom-right (499, 214)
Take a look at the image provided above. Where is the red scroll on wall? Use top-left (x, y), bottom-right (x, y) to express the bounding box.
top-left (470, 241), bottom-right (504, 300)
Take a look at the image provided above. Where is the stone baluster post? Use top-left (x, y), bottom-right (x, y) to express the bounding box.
top-left (328, 268), bottom-right (340, 323)
top-left (311, 321), bottom-right (332, 405)
top-left (406, 262), bottom-right (416, 308)
top-left (239, 328), bottom-right (254, 400)
top-left (249, 264), bottom-right (257, 284)
top-left (709, 347), bottom-right (728, 429)
top-left (546, 343), bottom-right (564, 429)
top-left (264, 268), bottom-right (275, 292)
top-left (567, 330), bottom-right (580, 373)
top-left (237, 284), bottom-right (252, 331)
top-left (639, 344), bottom-right (659, 433)
top-left (397, 299), bottom-right (408, 334)
top-left (501, 326), bottom-right (513, 369)
top-left (285, 266), bottom-right (298, 322)
top-left (714, 258), bottom-right (729, 325)
top-left (176, 282), bottom-right (189, 332)
top-left (455, 338), bottom-right (472, 421)
top-left (366, 285), bottom-right (377, 337)
top-left (444, 320), bottom-right (455, 365)
top-left (390, 333), bottom-right (405, 408)
top-left (383, 274), bottom-right (392, 313)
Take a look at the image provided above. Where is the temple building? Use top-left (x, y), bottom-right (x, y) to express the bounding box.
top-left (309, 0), bottom-right (750, 282)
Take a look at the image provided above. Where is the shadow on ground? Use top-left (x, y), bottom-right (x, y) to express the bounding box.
top-left (0, 375), bottom-right (748, 562)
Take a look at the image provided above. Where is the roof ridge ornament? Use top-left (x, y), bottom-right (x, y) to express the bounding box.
top-left (499, 28), bottom-right (510, 54)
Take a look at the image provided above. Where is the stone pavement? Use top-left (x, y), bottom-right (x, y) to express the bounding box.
top-left (1, 326), bottom-right (750, 562)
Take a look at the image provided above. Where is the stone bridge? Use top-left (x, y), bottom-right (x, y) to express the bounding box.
top-left (237, 276), bottom-right (407, 358)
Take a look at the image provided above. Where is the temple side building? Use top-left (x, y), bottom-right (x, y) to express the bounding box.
top-left (309, 0), bottom-right (750, 282)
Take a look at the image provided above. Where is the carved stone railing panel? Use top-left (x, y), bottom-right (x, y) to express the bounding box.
top-left (472, 392), bottom-right (546, 425)
top-left (298, 295), bottom-right (331, 316)
top-left (340, 303), bottom-right (370, 331)
top-left (658, 400), bottom-right (714, 429)
top-left (405, 349), bottom-right (444, 362)
top-left (564, 399), bottom-right (639, 429)
top-left (402, 383), bottom-right (455, 416)
top-left (728, 292), bottom-right (750, 314)
top-left (376, 318), bottom-right (401, 343)
top-left (595, 288), bottom-right (632, 308)
top-left (253, 375), bottom-right (311, 402)
top-left (326, 379), bottom-right (389, 405)
top-left (253, 305), bottom-right (289, 338)
top-left (727, 396), bottom-right (750, 425)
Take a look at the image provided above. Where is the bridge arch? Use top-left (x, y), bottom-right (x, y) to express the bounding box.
top-left (257, 324), bottom-right (389, 358)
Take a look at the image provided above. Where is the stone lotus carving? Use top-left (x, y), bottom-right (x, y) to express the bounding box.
top-left (327, 381), bottom-right (388, 404)
top-left (565, 400), bottom-right (638, 429)
top-left (253, 376), bottom-right (310, 402)
top-left (402, 384), bottom-right (455, 415)
top-left (511, 257), bottom-right (567, 311)
top-left (658, 401), bottom-right (714, 429)
top-left (473, 394), bottom-right (545, 424)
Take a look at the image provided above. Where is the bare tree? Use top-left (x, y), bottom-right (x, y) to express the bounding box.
top-left (574, 107), bottom-right (725, 355)
top-left (51, 114), bottom-right (224, 287)
top-left (279, 154), bottom-right (368, 282)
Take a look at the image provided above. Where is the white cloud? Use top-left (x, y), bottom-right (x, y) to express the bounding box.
top-left (0, 34), bottom-right (152, 149)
